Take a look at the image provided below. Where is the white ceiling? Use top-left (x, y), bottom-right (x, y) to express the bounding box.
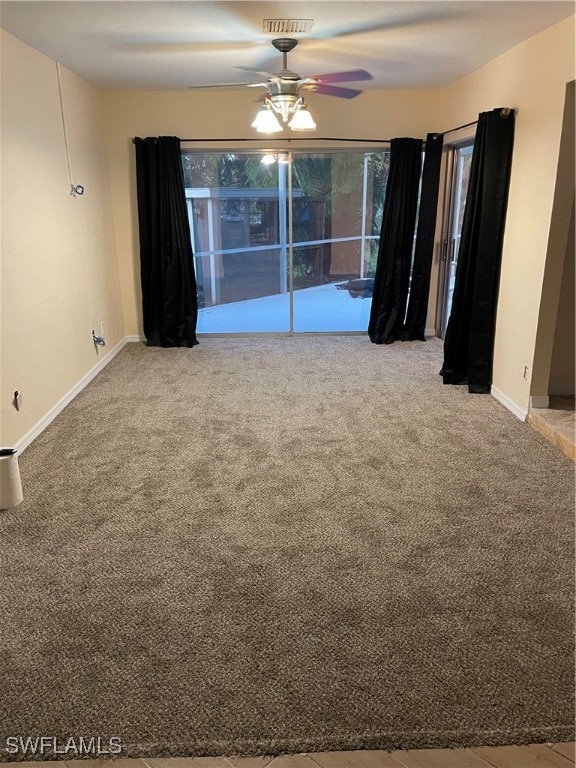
top-left (0, 1), bottom-right (574, 91)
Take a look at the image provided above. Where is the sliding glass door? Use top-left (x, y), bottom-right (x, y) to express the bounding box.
top-left (437, 143), bottom-right (473, 338)
top-left (291, 152), bottom-right (386, 332)
top-left (182, 153), bottom-right (289, 332)
top-left (181, 149), bottom-right (388, 334)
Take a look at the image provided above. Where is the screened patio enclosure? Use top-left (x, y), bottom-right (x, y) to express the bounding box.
top-left (182, 150), bottom-right (389, 333)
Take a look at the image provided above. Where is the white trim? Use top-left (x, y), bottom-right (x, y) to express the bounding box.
top-left (491, 385), bottom-right (528, 422)
top-left (125, 334), bottom-right (147, 343)
top-left (530, 395), bottom-right (550, 410)
top-left (15, 338), bottom-right (129, 454)
top-left (425, 327), bottom-right (436, 337)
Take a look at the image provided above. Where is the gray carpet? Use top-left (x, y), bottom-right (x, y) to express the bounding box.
top-left (1, 337), bottom-right (574, 760)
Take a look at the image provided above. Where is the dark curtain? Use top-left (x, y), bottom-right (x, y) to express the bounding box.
top-left (441, 108), bottom-right (515, 393)
top-left (368, 138), bottom-right (423, 344)
top-left (405, 133), bottom-right (444, 340)
top-left (135, 136), bottom-right (198, 348)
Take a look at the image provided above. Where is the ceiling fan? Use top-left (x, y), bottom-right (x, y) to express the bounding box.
top-left (189, 38), bottom-right (373, 132)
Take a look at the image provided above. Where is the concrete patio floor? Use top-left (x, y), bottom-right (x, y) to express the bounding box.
top-left (197, 282), bottom-right (373, 334)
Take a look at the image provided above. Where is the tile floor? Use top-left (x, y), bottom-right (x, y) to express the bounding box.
top-left (528, 395), bottom-right (575, 461)
top-left (15, 743), bottom-right (576, 768)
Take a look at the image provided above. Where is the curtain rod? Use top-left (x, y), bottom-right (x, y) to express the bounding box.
top-left (442, 108), bottom-right (512, 137)
top-left (186, 137), bottom-right (395, 143)
top-left (442, 120), bottom-right (478, 136)
top-left (132, 110), bottom-right (512, 144)
top-left (132, 136), bottom-right (393, 144)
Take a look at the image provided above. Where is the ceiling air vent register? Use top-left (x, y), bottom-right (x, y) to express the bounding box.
top-left (263, 19), bottom-right (314, 34)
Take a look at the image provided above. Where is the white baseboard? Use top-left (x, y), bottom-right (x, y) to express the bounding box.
top-left (125, 334), bottom-right (147, 343)
top-left (491, 385), bottom-right (528, 422)
top-left (530, 395), bottom-right (550, 409)
top-left (425, 327), bottom-right (437, 338)
top-left (15, 337), bottom-right (130, 454)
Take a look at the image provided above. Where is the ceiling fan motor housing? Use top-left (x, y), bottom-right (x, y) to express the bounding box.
top-left (271, 38), bottom-right (299, 53)
top-left (268, 79), bottom-right (301, 95)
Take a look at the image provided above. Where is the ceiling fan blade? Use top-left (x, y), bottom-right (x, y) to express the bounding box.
top-left (307, 83), bottom-right (363, 99)
top-left (308, 69), bottom-right (373, 84)
top-left (237, 65), bottom-right (276, 78)
top-left (188, 82), bottom-right (258, 90)
top-left (317, 9), bottom-right (457, 40)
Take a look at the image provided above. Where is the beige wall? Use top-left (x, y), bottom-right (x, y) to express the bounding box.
top-left (0, 30), bottom-right (124, 446)
top-left (435, 16), bottom-right (575, 413)
top-left (100, 88), bottom-right (439, 337)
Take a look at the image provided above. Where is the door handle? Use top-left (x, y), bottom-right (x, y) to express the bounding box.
top-left (441, 240), bottom-right (449, 262)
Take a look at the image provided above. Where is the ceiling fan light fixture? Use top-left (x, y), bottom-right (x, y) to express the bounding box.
top-left (268, 94), bottom-right (301, 123)
top-left (245, 36), bottom-right (365, 134)
top-left (251, 105), bottom-right (283, 133)
top-left (288, 105), bottom-right (317, 131)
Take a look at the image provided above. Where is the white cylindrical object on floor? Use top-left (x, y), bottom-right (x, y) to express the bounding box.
top-left (0, 453), bottom-right (23, 509)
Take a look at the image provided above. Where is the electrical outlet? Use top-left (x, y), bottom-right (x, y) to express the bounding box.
top-left (92, 329), bottom-right (106, 347)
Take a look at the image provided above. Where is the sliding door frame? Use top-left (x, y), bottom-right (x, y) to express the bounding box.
top-left (183, 146), bottom-right (389, 336)
top-left (436, 147), bottom-right (458, 337)
top-left (436, 139), bottom-right (475, 339)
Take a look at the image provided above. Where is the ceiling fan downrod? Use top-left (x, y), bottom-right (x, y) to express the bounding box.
top-left (271, 38), bottom-right (299, 72)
